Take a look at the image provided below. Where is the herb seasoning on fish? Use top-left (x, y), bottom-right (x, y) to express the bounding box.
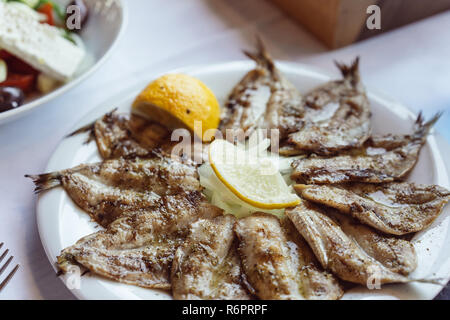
top-left (291, 113), bottom-right (441, 184)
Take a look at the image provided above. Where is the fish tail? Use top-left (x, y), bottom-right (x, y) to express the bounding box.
top-left (408, 277), bottom-right (445, 286)
top-left (66, 108), bottom-right (118, 144)
top-left (66, 120), bottom-right (96, 144)
top-left (335, 57), bottom-right (360, 82)
top-left (413, 111), bottom-right (442, 140)
top-left (56, 251), bottom-right (85, 275)
top-left (243, 35), bottom-right (275, 73)
top-left (25, 172), bottom-right (62, 194)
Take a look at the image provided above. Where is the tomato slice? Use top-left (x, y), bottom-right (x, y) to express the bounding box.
top-left (38, 2), bottom-right (54, 26)
top-left (0, 73), bottom-right (36, 93)
top-left (7, 56), bottom-right (39, 75)
top-left (0, 50), bottom-right (12, 60)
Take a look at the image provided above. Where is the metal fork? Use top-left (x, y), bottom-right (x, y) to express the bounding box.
top-left (0, 242), bottom-right (19, 292)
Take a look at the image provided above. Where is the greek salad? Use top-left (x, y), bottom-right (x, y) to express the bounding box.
top-left (0, 0), bottom-right (89, 113)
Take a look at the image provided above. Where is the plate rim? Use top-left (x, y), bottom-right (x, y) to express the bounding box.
top-left (0, 0), bottom-right (129, 125)
top-left (36, 60), bottom-right (450, 300)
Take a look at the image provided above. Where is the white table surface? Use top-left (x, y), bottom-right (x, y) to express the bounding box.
top-left (1, 0), bottom-right (450, 300)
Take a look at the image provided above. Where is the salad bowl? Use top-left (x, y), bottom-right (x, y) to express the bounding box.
top-left (0, 0), bottom-right (128, 125)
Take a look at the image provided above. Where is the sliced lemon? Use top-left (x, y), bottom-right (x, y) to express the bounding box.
top-left (208, 139), bottom-right (300, 209)
top-left (132, 73), bottom-right (220, 142)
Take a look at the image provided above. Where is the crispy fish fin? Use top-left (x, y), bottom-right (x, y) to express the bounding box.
top-left (66, 120), bottom-right (95, 144)
top-left (413, 111), bottom-right (442, 140)
top-left (25, 172), bottom-right (62, 194)
top-left (334, 57), bottom-right (360, 83)
top-left (243, 35), bottom-right (275, 73)
top-left (66, 108), bottom-right (119, 145)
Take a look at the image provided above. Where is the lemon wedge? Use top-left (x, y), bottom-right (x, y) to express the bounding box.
top-left (208, 139), bottom-right (300, 209)
top-left (132, 74), bottom-right (220, 142)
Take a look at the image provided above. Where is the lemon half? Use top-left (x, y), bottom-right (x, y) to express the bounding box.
top-left (132, 74), bottom-right (220, 142)
top-left (208, 139), bottom-right (300, 209)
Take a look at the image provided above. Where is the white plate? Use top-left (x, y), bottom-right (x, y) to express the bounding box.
top-left (36, 61), bottom-right (450, 300)
top-left (0, 0), bottom-right (128, 125)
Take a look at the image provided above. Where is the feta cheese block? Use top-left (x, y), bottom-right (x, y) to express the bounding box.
top-left (0, 1), bottom-right (85, 81)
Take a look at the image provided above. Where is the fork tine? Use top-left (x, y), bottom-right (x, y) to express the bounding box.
top-left (0, 243), bottom-right (3, 250)
top-left (0, 256), bottom-right (13, 276)
top-left (0, 249), bottom-right (8, 264)
top-left (0, 264), bottom-right (19, 291)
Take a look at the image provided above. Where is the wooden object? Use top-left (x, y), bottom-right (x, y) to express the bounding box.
top-left (271, 0), bottom-right (450, 48)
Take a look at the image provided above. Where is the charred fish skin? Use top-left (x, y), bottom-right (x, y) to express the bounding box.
top-left (295, 183), bottom-right (450, 235)
top-left (291, 113), bottom-right (441, 184)
top-left (234, 212), bottom-right (342, 300)
top-left (287, 57), bottom-right (371, 155)
top-left (26, 157), bottom-right (201, 227)
top-left (286, 201), bottom-right (411, 285)
top-left (171, 215), bottom-right (251, 300)
top-left (58, 196), bottom-right (224, 290)
top-left (68, 109), bottom-right (170, 160)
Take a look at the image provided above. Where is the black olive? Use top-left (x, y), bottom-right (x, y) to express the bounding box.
top-left (0, 86), bottom-right (25, 112)
top-left (66, 0), bottom-right (89, 32)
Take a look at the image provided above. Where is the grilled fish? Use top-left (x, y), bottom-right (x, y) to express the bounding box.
top-left (26, 156), bottom-right (200, 227)
top-left (69, 109), bottom-right (170, 160)
top-left (219, 38), bottom-right (304, 140)
top-left (286, 202), bottom-right (416, 285)
top-left (291, 113), bottom-right (440, 184)
top-left (234, 212), bottom-right (342, 300)
top-left (171, 215), bottom-right (251, 300)
top-left (58, 196), bottom-right (223, 290)
top-left (70, 109), bottom-right (205, 164)
top-left (324, 209), bottom-right (417, 275)
top-left (69, 109), bottom-right (170, 159)
top-left (295, 183), bottom-right (450, 235)
top-left (286, 58), bottom-right (371, 155)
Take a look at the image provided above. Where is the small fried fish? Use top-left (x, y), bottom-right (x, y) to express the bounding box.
top-left (295, 183), bottom-right (450, 235)
top-left (291, 113), bottom-right (440, 184)
top-left (220, 38), bottom-right (304, 140)
top-left (286, 202), bottom-right (417, 285)
top-left (325, 210), bottom-right (417, 275)
top-left (68, 109), bottom-right (170, 159)
top-left (26, 156), bottom-right (200, 227)
top-left (58, 196), bottom-right (223, 290)
top-left (171, 215), bottom-right (251, 300)
top-left (234, 212), bottom-right (342, 300)
top-left (287, 58), bottom-right (371, 155)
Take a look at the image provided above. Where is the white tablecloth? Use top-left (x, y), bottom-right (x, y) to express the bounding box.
top-left (1, 0), bottom-right (449, 299)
